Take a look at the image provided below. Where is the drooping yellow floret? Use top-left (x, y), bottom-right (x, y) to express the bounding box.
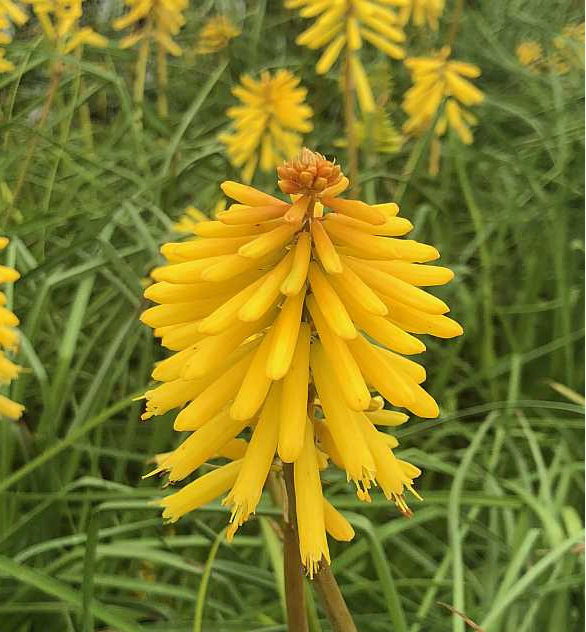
top-left (219, 70), bottom-right (314, 183)
top-left (403, 46), bottom-right (484, 149)
top-left (195, 15), bottom-right (240, 54)
top-left (0, 237), bottom-right (24, 421)
top-left (516, 40), bottom-right (543, 71)
top-left (143, 149), bottom-right (461, 575)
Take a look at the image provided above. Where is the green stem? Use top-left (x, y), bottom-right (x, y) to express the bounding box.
top-left (313, 564), bottom-right (358, 632)
top-left (343, 52), bottom-right (360, 198)
top-left (283, 463), bottom-right (309, 632)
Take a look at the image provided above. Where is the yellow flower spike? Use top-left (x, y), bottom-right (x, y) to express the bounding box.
top-left (311, 220), bottom-right (343, 274)
top-left (266, 287), bottom-right (308, 381)
top-left (323, 499), bottom-right (355, 542)
top-left (160, 460), bottom-right (244, 523)
top-left (220, 71), bottom-right (314, 182)
top-left (308, 262), bottom-right (357, 339)
top-left (277, 322), bottom-right (311, 462)
top-left (141, 149), bottom-right (460, 573)
top-left (195, 15), bottom-right (241, 55)
top-left (403, 47), bottom-right (484, 152)
top-left (224, 383), bottom-right (281, 540)
top-left (399, 0), bottom-right (444, 31)
top-left (350, 54), bottom-right (376, 114)
top-left (0, 236), bottom-right (24, 421)
top-left (294, 419), bottom-right (330, 578)
top-left (281, 232), bottom-right (312, 296)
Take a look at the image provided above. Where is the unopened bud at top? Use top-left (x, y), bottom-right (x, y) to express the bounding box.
top-left (277, 148), bottom-right (343, 195)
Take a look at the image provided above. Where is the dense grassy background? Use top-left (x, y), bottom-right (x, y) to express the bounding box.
top-left (1, 0), bottom-right (585, 631)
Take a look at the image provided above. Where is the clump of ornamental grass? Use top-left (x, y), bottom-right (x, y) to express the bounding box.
top-left (140, 149), bottom-right (462, 582)
top-left (0, 237), bottom-right (24, 421)
top-left (219, 70), bottom-right (314, 183)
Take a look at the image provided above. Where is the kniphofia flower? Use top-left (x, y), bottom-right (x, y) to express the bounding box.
top-left (195, 15), bottom-right (240, 54)
top-left (219, 70), bottom-right (313, 183)
top-left (0, 0), bottom-right (28, 72)
top-left (141, 149), bottom-right (462, 575)
top-left (286, 0), bottom-right (406, 114)
top-left (550, 22), bottom-right (585, 74)
top-left (403, 46), bottom-right (484, 146)
top-left (516, 41), bottom-right (543, 71)
top-left (23, 0), bottom-right (107, 53)
top-left (398, 0), bottom-right (445, 31)
top-left (0, 237), bottom-right (24, 421)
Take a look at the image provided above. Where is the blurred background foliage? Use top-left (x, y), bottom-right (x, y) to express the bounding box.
top-left (0, 0), bottom-right (584, 631)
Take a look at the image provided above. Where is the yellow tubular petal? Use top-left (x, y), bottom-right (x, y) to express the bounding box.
top-left (239, 252), bottom-right (294, 321)
top-left (182, 313), bottom-right (275, 379)
top-left (350, 54), bottom-right (376, 114)
top-left (157, 411), bottom-right (250, 482)
top-left (223, 382), bottom-right (281, 539)
top-left (0, 266), bottom-right (20, 283)
top-left (307, 296), bottom-right (371, 411)
top-left (294, 419), bottom-right (330, 578)
top-left (266, 287), bottom-right (307, 380)
top-left (385, 300), bottom-right (464, 338)
top-left (160, 322), bottom-right (207, 351)
top-left (160, 236), bottom-right (254, 261)
top-left (310, 342), bottom-right (376, 484)
top-left (277, 322), bottom-right (310, 462)
top-left (365, 410), bottom-right (410, 426)
top-left (372, 202), bottom-right (400, 217)
top-left (151, 256), bottom-right (225, 283)
top-left (368, 260), bottom-right (454, 286)
top-left (316, 33), bottom-right (346, 74)
top-left (323, 498), bottom-right (355, 541)
top-left (344, 298), bottom-right (425, 355)
top-left (0, 394), bottom-right (24, 420)
top-left (327, 222), bottom-right (439, 261)
top-left (321, 196), bottom-right (386, 225)
top-left (230, 329), bottom-right (275, 420)
top-left (193, 221), bottom-right (266, 238)
top-left (345, 256), bottom-right (448, 314)
top-left (314, 421), bottom-right (345, 470)
top-left (324, 212), bottom-right (413, 236)
top-left (217, 205), bottom-right (288, 225)
top-left (378, 347), bottom-right (426, 384)
top-left (328, 264), bottom-right (388, 316)
top-left (174, 350), bottom-right (256, 430)
top-left (221, 181), bottom-right (285, 206)
top-left (238, 223), bottom-right (300, 259)
top-left (140, 297), bottom-right (229, 328)
top-left (284, 196), bottom-right (311, 223)
top-left (216, 438), bottom-right (248, 460)
top-left (201, 250), bottom-right (283, 282)
top-left (281, 232), bottom-right (311, 295)
top-left (311, 220), bottom-right (343, 274)
top-left (160, 460), bottom-right (243, 523)
top-left (320, 176), bottom-right (349, 198)
top-left (308, 262), bottom-right (356, 339)
top-left (197, 277), bottom-right (266, 334)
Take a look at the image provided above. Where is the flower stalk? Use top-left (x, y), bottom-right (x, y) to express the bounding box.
top-left (343, 52), bottom-right (360, 199)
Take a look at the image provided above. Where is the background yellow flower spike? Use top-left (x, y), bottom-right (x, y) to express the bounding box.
top-left (219, 70), bottom-right (314, 183)
top-left (195, 15), bottom-right (241, 54)
top-left (0, 237), bottom-right (24, 421)
top-left (141, 148), bottom-right (462, 577)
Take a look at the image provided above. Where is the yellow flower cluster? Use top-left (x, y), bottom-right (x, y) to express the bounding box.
top-left (403, 46), bottom-right (484, 145)
top-left (195, 15), bottom-right (240, 54)
top-left (140, 149), bottom-right (462, 575)
top-left (113, 0), bottom-right (187, 56)
top-left (516, 40), bottom-right (543, 70)
top-left (219, 70), bottom-right (313, 184)
top-left (516, 23), bottom-right (584, 75)
top-left (286, 0), bottom-right (406, 114)
top-left (398, 0), bottom-right (445, 31)
top-left (0, 0), bottom-right (28, 72)
top-left (0, 237), bottom-right (24, 421)
top-left (24, 0), bottom-right (107, 54)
